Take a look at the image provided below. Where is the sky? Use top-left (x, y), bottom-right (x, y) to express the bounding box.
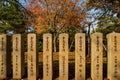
top-left (19, 0), bottom-right (87, 7)
top-left (19, 0), bottom-right (28, 7)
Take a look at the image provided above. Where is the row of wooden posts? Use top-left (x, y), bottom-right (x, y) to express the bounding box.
top-left (0, 33), bottom-right (120, 80)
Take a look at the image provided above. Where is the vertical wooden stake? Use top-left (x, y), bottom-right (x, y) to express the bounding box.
top-left (0, 34), bottom-right (11, 79)
top-left (107, 33), bottom-right (120, 80)
top-left (27, 33), bottom-right (38, 80)
top-left (75, 33), bottom-right (86, 80)
top-left (59, 33), bottom-right (69, 80)
top-left (91, 33), bottom-right (103, 80)
top-left (12, 34), bottom-right (24, 79)
top-left (43, 33), bottom-right (52, 80)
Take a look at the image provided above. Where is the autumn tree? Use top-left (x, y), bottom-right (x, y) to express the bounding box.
top-left (26, 0), bottom-right (86, 52)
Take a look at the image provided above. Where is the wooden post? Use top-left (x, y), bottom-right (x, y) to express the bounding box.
top-left (12, 34), bottom-right (24, 79)
top-left (27, 33), bottom-right (38, 80)
top-left (91, 33), bottom-right (103, 80)
top-left (75, 33), bottom-right (86, 80)
top-left (0, 34), bottom-right (11, 79)
top-left (43, 33), bottom-right (53, 80)
top-left (59, 33), bottom-right (69, 80)
top-left (107, 33), bottom-right (120, 80)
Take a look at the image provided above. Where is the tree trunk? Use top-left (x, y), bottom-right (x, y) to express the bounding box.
top-left (87, 24), bottom-right (91, 58)
top-left (53, 32), bottom-right (57, 52)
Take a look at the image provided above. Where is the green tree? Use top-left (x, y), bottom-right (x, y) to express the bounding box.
top-left (93, 0), bottom-right (120, 40)
top-left (86, 0), bottom-right (120, 57)
top-left (85, 0), bottom-right (120, 57)
top-left (0, 0), bottom-right (29, 33)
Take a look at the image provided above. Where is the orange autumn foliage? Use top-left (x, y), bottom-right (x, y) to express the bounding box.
top-left (26, 0), bottom-right (87, 33)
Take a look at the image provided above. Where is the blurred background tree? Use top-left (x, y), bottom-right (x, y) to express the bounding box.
top-left (86, 0), bottom-right (120, 57)
top-left (0, 0), bottom-right (30, 34)
top-left (25, 0), bottom-right (87, 52)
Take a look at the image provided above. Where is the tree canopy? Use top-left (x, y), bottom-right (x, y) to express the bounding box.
top-left (0, 0), bottom-right (29, 33)
top-left (26, 0), bottom-right (86, 33)
top-left (24, 0), bottom-right (87, 52)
